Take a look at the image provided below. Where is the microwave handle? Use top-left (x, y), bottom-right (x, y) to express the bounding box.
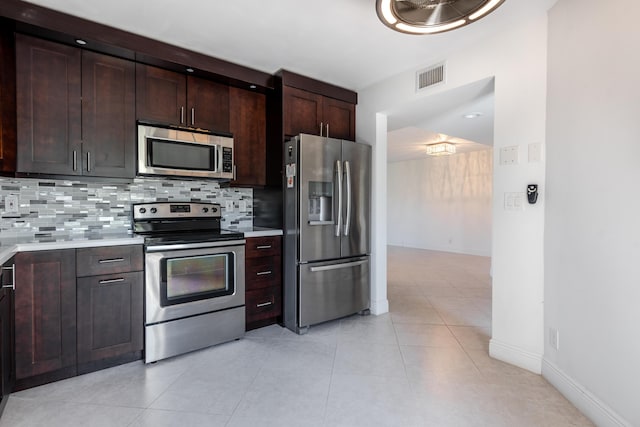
top-left (217, 146), bottom-right (223, 173)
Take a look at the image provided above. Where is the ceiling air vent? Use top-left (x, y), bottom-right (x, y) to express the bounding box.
top-left (416, 62), bottom-right (446, 92)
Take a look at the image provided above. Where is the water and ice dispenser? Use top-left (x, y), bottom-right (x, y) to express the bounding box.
top-left (308, 181), bottom-right (333, 224)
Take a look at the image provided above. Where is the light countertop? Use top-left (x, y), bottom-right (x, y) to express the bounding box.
top-left (234, 226), bottom-right (283, 238)
top-left (0, 227), bottom-right (283, 265)
top-left (0, 234), bottom-right (144, 265)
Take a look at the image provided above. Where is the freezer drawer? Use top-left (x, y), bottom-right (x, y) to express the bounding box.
top-left (298, 256), bottom-right (369, 328)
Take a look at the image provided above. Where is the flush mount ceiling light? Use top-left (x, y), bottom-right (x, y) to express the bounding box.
top-left (426, 142), bottom-right (456, 156)
top-left (376, 0), bottom-right (506, 35)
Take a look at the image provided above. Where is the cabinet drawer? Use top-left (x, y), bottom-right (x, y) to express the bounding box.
top-left (246, 286), bottom-right (282, 323)
top-left (246, 258), bottom-right (281, 290)
top-left (246, 236), bottom-right (281, 259)
top-left (76, 245), bottom-right (143, 277)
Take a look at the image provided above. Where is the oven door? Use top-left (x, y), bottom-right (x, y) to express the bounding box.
top-left (145, 242), bottom-right (245, 325)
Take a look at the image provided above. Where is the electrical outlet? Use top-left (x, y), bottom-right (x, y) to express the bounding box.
top-left (225, 200), bottom-right (234, 211)
top-left (5, 194), bottom-right (19, 215)
top-left (549, 328), bottom-right (559, 350)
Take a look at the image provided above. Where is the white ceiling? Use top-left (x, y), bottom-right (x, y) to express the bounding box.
top-left (22, 0), bottom-right (557, 162)
top-left (387, 78), bottom-right (495, 163)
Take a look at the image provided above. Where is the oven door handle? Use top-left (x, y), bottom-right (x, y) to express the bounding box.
top-left (145, 239), bottom-right (246, 252)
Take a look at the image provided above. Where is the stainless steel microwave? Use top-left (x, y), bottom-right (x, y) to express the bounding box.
top-left (137, 124), bottom-right (234, 180)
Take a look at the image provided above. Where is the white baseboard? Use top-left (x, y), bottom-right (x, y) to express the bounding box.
top-left (542, 359), bottom-right (631, 427)
top-left (489, 339), bottom-right (542, 374)
top-left (387, 243), bottom-right (490, 257)
top-left (370, 298), bottom-right (389, 315)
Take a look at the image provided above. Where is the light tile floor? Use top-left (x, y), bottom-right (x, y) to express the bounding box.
top-left (1, 246), bottom-right (594, 426)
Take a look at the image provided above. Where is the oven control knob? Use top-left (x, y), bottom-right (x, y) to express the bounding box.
top-left (150, 207), bottom-right (157, 214)
top-left (139, 207), bottom-right (146, 214)
top-left (212, 207), bottom-right (218, 213)
top-left (203, 207), bottom-right (209, 213)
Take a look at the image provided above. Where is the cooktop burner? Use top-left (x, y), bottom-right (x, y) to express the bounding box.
top-left (132, 202), bottom-right (244, 245)
top-left (142, 229), bottom-right (244, 246)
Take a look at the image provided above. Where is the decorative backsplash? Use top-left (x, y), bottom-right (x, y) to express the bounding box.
top-left (0, 177), bottom-right (252, 241)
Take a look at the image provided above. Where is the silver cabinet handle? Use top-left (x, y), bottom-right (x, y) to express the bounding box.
top-left (256, 245), bottom-right (272, 249)
top-left (99, 278), bottom-right (125, 285)
top-left (73, 150), bottom-right (77, 171)
top-left (256, 301), bottom-right (273, 308)
top-left (335, 160), bottom-right (343, 237)
top-left (1, 265), bottom-right (15, 291)
top-left (326, 123), bottom-right (329, 138)
top-left (87, 151), bottom-right (91, 172)
top-left (319, 122), bottom-right (323, 136)
top-left (256, 271), bottom-right (272, 276)
top-left (99, 258), bottom-right (125, 264)
top-left (310, 260), bottom-right (367, 273)
top-left (191, 107), bottom-right (195, 126)
top-left (180, 106), bottom-right (185, 124)
top-left (344, 160), bottom-right (351, 236)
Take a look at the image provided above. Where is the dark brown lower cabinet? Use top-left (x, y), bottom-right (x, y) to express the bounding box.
top-left (77, 271), bottom-right (143, 373)
top-left (13, 245), bottom-right (144, 390)
top-left (245, 236), bottom-right (282, 330)
top-left (14, 250), bottom-right (77, 390)
top-left (0, 258), bottom-right (15, 416)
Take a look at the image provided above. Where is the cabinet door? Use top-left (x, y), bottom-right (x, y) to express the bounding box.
top-left (16, 35), bottom-right (81, 175)
top-left (0, 21), bottom-right (16, 174)
top-left (187, 76), bottom-right (230, 132)
top-left (323, 97), bottom-right (356, 141)
top-left (14, 250), bottom-right (76, 380)
top-left (0, 288), bottom-right (13, 416)
top-left (283, 86), bottom-right (322, 138)
top-left (230, 87), bottom-right (266, 186)
top-left (136, 64), bottom-right (186, 126)
top-left (77, 271), bottom-right (143, 364)
top-left (82, 51), bottom-right (136, 178)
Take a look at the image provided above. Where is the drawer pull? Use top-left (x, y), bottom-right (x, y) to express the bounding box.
top-left (256, 271), bottom-right (272, 276)
top-left (256, 301), bottom-right (273, 308)
top-left (99, 278), bottom-right (125, 285)
top-left (1, 265), bottom-right (15, 291)
top-left (256, 245), bottom-right (272, 250)
top-left (99, 258), bottom-right (125, 264)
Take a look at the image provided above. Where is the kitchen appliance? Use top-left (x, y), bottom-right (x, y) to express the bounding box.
top-left (137, 124), bottom-right (234, 180)
top-left (133, 202), bottom-right (245, 363)
top-left (283, 134), bottom-right (371, 334)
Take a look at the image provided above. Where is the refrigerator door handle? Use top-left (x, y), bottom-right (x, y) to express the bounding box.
top-left (344, 160), bottom-right (351, 236)
top-left (310, 260), bottom-right (367, 273)
top-left (335, 160), bottom-right (343, 237)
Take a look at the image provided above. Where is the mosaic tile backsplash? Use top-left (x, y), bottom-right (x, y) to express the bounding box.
top-left (0, 177), bottom-right (253, 241)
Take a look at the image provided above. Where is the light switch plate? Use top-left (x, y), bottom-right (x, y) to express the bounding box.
top-left (500, 146), bottom-right (519, 165)
top-left (5, 194), bottom-right (19, 215)
top-left (528, 143), bottom-right (543, 163)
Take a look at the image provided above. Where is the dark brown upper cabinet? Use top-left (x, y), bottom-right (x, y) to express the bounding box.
top-left (16, 34), bottom-right (135, 178)
top-left (230, 86), bottom-right (266, 186)
top-left (136, 64), bottom-right (230, 133)
top-left (283, 85), bottom-right (355, 141)
top-left (0, 20), bottom-right (16, 175)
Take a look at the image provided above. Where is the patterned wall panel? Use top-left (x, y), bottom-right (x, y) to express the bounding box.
top-left (0, 177), bottom-right (252, 242)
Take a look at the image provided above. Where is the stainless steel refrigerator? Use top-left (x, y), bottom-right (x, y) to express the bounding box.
top-left (283, 134), bottom-right (371, 334)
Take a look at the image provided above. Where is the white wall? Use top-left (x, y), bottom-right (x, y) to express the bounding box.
top-left (543, 0), bottom-right (640, 425)
top-left (387, 150), bottom-right (493, 256)
top-left (357, 15), bottom-right (548, 372)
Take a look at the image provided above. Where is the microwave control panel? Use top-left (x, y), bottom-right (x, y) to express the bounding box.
top-left (222, 147), bottom-right (233, 173)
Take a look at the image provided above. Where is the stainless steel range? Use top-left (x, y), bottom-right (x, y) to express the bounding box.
top-left (133, 202), bottom-right (245, 363)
